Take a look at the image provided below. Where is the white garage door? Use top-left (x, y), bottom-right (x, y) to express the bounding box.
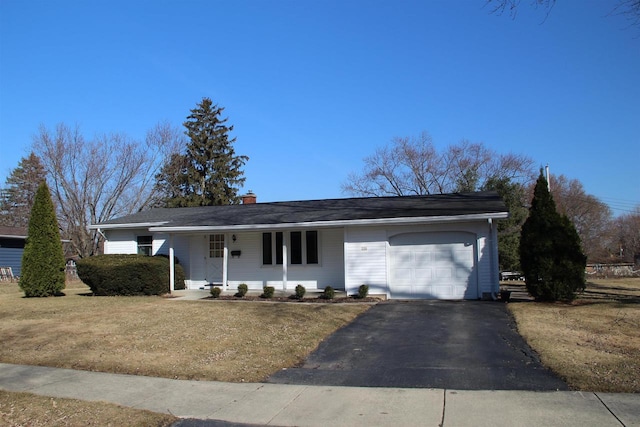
top-left (389, 232), bottom-right (477, 299)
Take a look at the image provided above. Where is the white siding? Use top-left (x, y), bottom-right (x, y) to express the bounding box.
top-left (104, 230), bottom-right (138, 254)
top-left (344, 227), bottom-right (388, 296)
top-left (226, 229), bottom-right (344, 291)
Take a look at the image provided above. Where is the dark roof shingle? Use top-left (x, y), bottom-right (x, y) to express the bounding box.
top-left (96, 191), bottom-right (508, 229)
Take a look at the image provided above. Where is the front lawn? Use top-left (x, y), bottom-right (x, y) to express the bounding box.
top-left (0, 281), bottom-right (371, 382)
top-left (508, 278), bottom-right (640, 393)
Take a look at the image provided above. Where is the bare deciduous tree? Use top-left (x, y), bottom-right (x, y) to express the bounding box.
top-left (613, 207), bottom-right (640, 263)
top-left (485, 0), bottom-right (640, 27)
top-left (33, 122), bottom-right (183, 258)
top-left (548, 174), bottom-right (613, 262)
top-left (342, 132), bottom-right (535, 197)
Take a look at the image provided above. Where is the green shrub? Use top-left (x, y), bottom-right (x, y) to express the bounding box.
top-left (321, 286), bottom-right (335, 300)
top-left (236, 283), bottom-right (248, 297)
top-left (261, 286), bottom-right (275, 298)
top-left (294, 284), bottom-right (306, 299)
top-left (210, 286), bottom-right (222, 298)
top-left (357, 284), bottom-right (369, 299)
top-left (153, 254), bottom-right (185, 290)
top-left (20, 182), bottom-right (66, 297)
top-left (76, 254), bottom-right (183, 296)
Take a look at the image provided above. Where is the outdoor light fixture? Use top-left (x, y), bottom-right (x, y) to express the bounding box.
top-left (232, 234), bottom-right (237, 242)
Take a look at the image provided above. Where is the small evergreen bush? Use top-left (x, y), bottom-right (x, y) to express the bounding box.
top-left (357, 284), bottom-right (369, 299)
top-left (236, 283), bottom-right (248, 297)
top-left (261, 286), bottom-right (275, 298)
top-left (295, 284), bottom-right (306, 299)
top-left (77, 254), bottom-right (183, 296)
top-left (321, 286), bottom-right (335, 300)
top-left (210, 286), bottom-right (222, 298)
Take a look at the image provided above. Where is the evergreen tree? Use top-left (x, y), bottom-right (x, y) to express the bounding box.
top-left (482, 176), bottom-right (528, 272)
top-left (19, 182), bottom-right (66, 297)
top-left (156, 98), bottom-right (248, 207)
top-left (0, 153), bottom-right (47, 228)
top-left (519, 171), bottom-right (586, 301)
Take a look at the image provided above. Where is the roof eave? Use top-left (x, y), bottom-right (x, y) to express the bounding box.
top-left (0, 234), bottom-right (27, 239)
top-left (146, 212), bottom-right (509, 233)
top-left (89, 222), bottom-right (169, 230)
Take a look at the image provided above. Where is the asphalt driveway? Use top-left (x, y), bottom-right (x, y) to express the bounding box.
top-left (267, 300), bottom-right (569, 390)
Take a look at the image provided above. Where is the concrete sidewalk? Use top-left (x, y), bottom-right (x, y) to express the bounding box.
top-left (1, 363), bottom-right (638, 426)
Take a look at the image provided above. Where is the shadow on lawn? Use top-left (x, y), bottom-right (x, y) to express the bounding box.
top-left (501, 279), bottom-right (640, 304)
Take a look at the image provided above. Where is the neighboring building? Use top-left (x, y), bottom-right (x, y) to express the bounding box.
top-left (0, 226), bottom-right (27, 278)
top-left (91, 191), bottom-right (509, 300)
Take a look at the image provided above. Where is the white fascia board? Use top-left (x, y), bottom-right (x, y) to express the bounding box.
top-left (148, 212), bottom-right (509, 233)
top-left (89, 222), bottom-right (169, 230)
top-left (0, 234), bottom-right (27, 239)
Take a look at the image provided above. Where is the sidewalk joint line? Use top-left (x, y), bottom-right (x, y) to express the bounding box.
top-left (265, 385), bottom-right (309, 425)
top-left (439, 388), bottom-right (447, 427)
top-left (594, 392), bottom-right (626, 427)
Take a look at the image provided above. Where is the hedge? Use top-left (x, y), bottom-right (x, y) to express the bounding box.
top-left (77, 254), bottom-right (185, 296)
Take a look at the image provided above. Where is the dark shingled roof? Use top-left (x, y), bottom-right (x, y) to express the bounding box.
top-left (96, 191), bottom-right (508, 229)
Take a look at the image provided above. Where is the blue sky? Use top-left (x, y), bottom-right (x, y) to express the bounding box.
top-left (1, 0), bottom-right (638, 215)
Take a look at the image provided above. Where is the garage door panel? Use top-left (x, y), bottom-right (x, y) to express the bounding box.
top-left (436, 268), bottom-right (452, 279)
top-left (392, 268), bottom-right (413, 281)
top-left (414, 268), bottom-right (432, 280)
top-left (389, 232), bottom-right (477, 300)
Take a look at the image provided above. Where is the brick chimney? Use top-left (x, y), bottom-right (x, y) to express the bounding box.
top-left (242, 191), bottom-right (257, 204)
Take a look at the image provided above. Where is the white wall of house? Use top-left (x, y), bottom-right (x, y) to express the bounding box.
top-left (103, 229), bottom-right (138, 254)
top-left (344, 227), bottom-right (389, 296)
top-left (103, 220), bottom-right (499, 299)
top-left (182, 229), bottom-right (345, 291)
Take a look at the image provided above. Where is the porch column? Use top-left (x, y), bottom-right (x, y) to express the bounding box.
top-left (169, 234), bottom-right (175, 293)
top-left (222, 233), bottom-right (229, 290)
top-left (282, 233), bottom-right (288, 291)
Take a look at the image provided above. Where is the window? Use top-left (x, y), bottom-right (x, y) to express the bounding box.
top-left (262, 233), bottom-right (272, 265)
top-left (306, 231), bottom-right (318, 264)
top-left (137, 236), bottom-right (153, 256)
top-left (209, 234), bottom-right (224, 258)
top-left (290, 231), bottom-right (302, 264)
top-left (262, 231), bottom-right (318, 266)
top-left (262, 232), bottom-right (283, 265)
top-left (275, 232), bottom-right (283, 265)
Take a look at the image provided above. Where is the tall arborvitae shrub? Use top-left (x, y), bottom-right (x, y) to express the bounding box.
top-left (519, 172), bottom-right (586, 301)
top-left (20, 182), bottom-right (66, 297)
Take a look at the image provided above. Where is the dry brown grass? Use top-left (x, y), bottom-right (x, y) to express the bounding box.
top-left (0, 390), bottom-right (177, 426)
top-left (0, 281), bottom-right (371, 382)
top-left (508, 278), bottom-right (640, 392)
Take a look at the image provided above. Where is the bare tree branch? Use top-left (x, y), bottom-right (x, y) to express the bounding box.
top-left (342, 131), bottom-right (535, 197)
top-left (33, 122), bottom-right (183, 257)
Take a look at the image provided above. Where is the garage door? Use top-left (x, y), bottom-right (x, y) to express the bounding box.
top-left (389, 232), bottom-right (477, 299)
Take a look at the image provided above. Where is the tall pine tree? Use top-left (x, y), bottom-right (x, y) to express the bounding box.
top-left (156, 98), bottom-right (248, 207)
top-left (0, 153), bottom-right (47, 228)
top-left (20, 182), bottom-right (66, 297)
top-left (482, 176), bottom-right (528, 272)
top-left (520, 171), bottom-right (586, 301)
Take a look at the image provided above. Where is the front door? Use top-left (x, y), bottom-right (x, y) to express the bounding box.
top-left (205, 234), bottom-right (224, 284)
